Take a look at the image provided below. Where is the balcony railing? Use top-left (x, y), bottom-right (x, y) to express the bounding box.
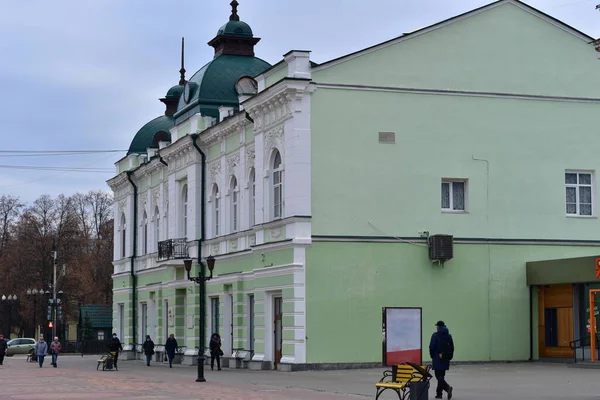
top-left (158, 238), bottom-right (189, 261)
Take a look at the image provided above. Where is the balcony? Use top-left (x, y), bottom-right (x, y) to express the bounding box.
top-left (158, 238), bottom-right (189, 261)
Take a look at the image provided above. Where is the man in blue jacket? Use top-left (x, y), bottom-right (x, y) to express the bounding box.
top-left (429, 321), bottom-right (454, 399)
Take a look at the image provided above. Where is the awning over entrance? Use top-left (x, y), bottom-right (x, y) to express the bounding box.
top-left (526, 255), bottom-right (600, 286)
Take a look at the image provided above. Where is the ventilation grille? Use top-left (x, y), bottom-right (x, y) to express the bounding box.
top-left (378, 132), bottom-right (396, 144)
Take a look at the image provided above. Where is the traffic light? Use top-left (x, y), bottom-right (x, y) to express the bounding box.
top-left (48, 321), bottom-right (53, 328)
top-left (47, 306), bottom-right (52, 321)
top-left (57, 305), bottom-right (63, 321)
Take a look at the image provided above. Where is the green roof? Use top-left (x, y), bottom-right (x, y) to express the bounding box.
top-left (127, 115), bottom-right (174, 155)
top-left (175, 55), bottom-right (270, 120)
top-left (165, 84), bottom-right (184, 99)
top-left (217, 20), bottom-right (253, 37)
top-left (80, 305), bottom-right (112, 329)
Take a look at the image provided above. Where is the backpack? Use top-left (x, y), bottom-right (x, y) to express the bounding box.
top-left (438, 334), bottom-right (454, 361)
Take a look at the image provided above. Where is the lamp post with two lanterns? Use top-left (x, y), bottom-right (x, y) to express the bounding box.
top-left (1, 294), bottom-right (17, 338)
top-left (26, 289), bottom-right (45, 339)
top-left (183, 255), bottom-right (216, 383)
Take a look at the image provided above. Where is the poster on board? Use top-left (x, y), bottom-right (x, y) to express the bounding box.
top-left (382, 307), bottom-right (422, 366)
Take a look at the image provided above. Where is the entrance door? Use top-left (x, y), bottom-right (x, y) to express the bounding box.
top-left (538, 284), bottom-right (575, 358)
top-left (273, 297), bottom-right (283, 369)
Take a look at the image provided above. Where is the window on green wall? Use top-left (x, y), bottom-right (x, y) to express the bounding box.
top-left (211, 298), bottom-right (219, 335)
top-left (441, 179), bottom-right (467, 212)
top-left (565, 171), bottom-right (594, 216)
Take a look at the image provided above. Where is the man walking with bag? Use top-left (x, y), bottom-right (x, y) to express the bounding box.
top-left (429, 321), bottom-right (454, 399)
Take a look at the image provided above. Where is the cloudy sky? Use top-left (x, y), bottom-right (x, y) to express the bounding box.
top-left (1, 0), bottom-right (598, 203)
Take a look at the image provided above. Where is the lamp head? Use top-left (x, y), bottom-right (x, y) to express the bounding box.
top-left (206, 255), bottom-right (216, 273)
top-left (27, 289), bottom-right (31, 295)
top-left (183, 259), bottom-right (193, 273)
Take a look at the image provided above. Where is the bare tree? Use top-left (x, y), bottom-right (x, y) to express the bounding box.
top-left (0, 195), bottom-right (23, 257)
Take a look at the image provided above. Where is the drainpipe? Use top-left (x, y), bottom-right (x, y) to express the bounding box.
top-left (529, 285), bottom-right (534, 361)
top-left (191, 134), bottom-right (207, 355)
top-left (126, 171), bottom-right (138, 347)
top-left (159, 156), bottom-right (168, 168)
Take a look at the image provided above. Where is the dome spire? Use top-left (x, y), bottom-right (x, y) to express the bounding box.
top-left (230, 0), bottom-right (240, 21)
top-left (179, 37), bottom-right (186, 86)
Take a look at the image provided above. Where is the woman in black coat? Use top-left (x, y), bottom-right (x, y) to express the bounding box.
top-left (209, 333), bottom-right (222, 371)
top-left (142, 335), bottom-right (155, 366)
top-left (164, 334), bottom-right (178, 368)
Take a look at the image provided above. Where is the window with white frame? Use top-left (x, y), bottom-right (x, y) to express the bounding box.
top-left (211, 297), bottom-right (220, 335)
top-left (566, 171), bottom-right (593, 216)
top-left (120, 214), bottom-right (126, 258)
top-left (272, 150), bottom-right (283, 219)
top-left (441, 179), bottom-right (467, 212)
top-left (181, 184), bottom-right (188, 237)
top-left (154, 206), bottom-right (160, 245)
top-left (142, 211), bottom-right (148, 255)
top-left (249, 168), bottom-right (255, 227)
top-left (212, 184), bottom-right (220, 236)
top-left (230, 176), bottom-right (239, 232)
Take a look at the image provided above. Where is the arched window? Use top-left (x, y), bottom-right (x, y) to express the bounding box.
top-left (272, 150), bottom-right (283, 219)
top-left (249, 168), bottom-right (255, 226)
top-left (154, 206), bottom-right (160, 245)
top-left (142, 211), bottom-right (148, 255)
top-left (230, 176), bottom-right (239, 232)
top-left (213, 184), bottom-right (220, 236)
top-left (182, 184), bottom-right (188, 238)
top-left (120, 213), bottom-right (126, 258)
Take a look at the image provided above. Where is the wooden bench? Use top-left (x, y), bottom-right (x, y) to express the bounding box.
top-left (375, 363), bottom-right (432, 400)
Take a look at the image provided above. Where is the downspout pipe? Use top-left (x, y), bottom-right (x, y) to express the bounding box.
top-left (529, 285), bottom-right (534, 361)
top-left (191, 134), bottom-right (207, 354)
top-left (126, 171), bottom-right (138, 346)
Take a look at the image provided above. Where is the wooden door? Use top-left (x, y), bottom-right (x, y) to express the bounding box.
top-left (273, 297), bottom-right (283, 369)
top-left (538, 285), bottom-right (575, 358)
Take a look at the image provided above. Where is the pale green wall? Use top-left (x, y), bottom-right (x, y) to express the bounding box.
top-left (305, 242), bottom-right (600, 363)
top-left (208, 144), bottom-right (220, 160)
top-left (264, 63), bottom-right (287, 88)
top-left (245, 125), bottom-right (254, 143)
top-left (312, 3), bottom-right (600, 98)
top-left (310, 88), bottom-right (600, 240)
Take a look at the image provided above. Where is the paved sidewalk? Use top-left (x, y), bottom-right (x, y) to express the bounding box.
top-left (1, 355), bottom-right (600, 399)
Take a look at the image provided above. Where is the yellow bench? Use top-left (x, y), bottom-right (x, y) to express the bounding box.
top-left (375, 363), bottom-right (432, 400)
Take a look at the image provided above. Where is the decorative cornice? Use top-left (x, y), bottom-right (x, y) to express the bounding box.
top-left (197, 112), bottom-right (250, 147)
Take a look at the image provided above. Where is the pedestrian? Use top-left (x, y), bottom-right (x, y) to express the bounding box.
top-left (429, 321), bottom-right (454, 399)
top-left (164, 333), bottom-right (178, 368)
top-left (35, 336), bottom-right (48, 368)
top-left (107, 333), bottom-right (123, 370)
top-left (142, 335), bottom-right (155, 366)
top-left (209, 333), bottom-right (222, 371)
top-left (50, 337), bottom-right (61, 368)
top-left (0, 334), bottom-right (7, 365)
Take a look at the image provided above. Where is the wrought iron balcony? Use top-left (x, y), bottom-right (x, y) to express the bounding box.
top-left (158, 238), bottom-right (189, 261)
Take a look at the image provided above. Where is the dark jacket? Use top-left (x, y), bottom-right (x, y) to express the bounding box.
top-left (0, 340), bottom-right (7, 354)
top-left (108, 337), bottom-right (123, 352)
top-left (209, 336), bottom-right (221, 356)
top-left (429, 326), bottom-right (453, 371)
top-left (165, 338), bottom-right (178, 354)
top-left (142, 340), bottom-right (155, 356)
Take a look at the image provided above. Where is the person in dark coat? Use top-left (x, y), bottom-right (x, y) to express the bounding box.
top-left (429, 321), bottom-right (454, 399)
top-left (107, 333), bottom-right (123, 369)
top-left (142, 335), bottom-right (155, 366)
top-left (209, 333), bottom-right (222, 371)
top-left (0, 334), bottom-right (7, 365)
top-left (164, 334), bottom-right (178, 368)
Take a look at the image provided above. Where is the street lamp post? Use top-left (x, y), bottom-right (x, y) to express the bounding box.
top-left (51, 242), bottom-right (58, 339)
top-left (27, 289), bottom-right (45, 338)
top-left (184, 255), bottom-right (216, 383)
top-left (1, 295), bottom-right (18, 338)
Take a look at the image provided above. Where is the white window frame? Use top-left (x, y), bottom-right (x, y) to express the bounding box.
top-left (565, 170), bottom-right (594, 217)
top-left (248, 168), bottom-right (255, 227)
top-left (441, 179), bottom-right (468, 212)
top-left (271, 150), bottom-right (284, 220)
top-left (181, 184), bottom-right (188, 238)
top-left (142, 211), bottom-right (148, 255)
top-left (230, 176), bottom-right (239, 233)
top-left (120, 214), bottom-right (126, 258)
top-left (212, 184), bottom-right (220, 237)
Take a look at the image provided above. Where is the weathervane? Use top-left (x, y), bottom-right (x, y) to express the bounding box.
top-left (230, 0), bottom-right (240, 21)
top-left (179, 37), bottom-right (186, 85)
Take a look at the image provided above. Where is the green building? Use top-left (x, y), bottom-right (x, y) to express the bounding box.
top-left (109, 0), bottom-right (600, 369)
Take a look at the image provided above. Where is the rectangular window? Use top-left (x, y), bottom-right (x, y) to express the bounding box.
top-left (544, 308), bottom-right (558, 347)
top-left (211, 298), bottom-right (220, 335)
top-left (273, 170), bottom-right (283, 219)
top-left (141, 303), bottom-right (148, 341)
top-left (232, 191), bottom-right (238, 232)
top-left (214, 197), bottom-right (220, 236)
top-left (248, 295), bottom-right (255, 351)
top-left (566, 171), bottom-right (593, 216)
top-left (251, 180), bottom-right (255, 226)
top-left (118, 304), bottom-right (124, 341)
top-left (441, 179), bottom-right (466, 211)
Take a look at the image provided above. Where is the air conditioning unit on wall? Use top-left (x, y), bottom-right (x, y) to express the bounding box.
top-left (428, 234), bottom-right (453, 263)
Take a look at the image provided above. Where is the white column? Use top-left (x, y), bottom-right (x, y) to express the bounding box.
top-left (188, 161), bottom-right (202, 240)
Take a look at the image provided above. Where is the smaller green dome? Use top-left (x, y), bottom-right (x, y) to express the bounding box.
top-left (165, 84), bottom-right (184, 99)
top-left (217, 20), bottom-right (253, 37)
top-left (127, 115), bottom-right (174, 155)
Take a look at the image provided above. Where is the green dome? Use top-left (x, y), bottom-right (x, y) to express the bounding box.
top-left (165, 84), bottom-right (184, 99)
top-left (175, 54), bottom-right (270, 120)
top-left (217, 20), bottom-right (253, 37)
top-left (127, 115), bottom-right (174, 155)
